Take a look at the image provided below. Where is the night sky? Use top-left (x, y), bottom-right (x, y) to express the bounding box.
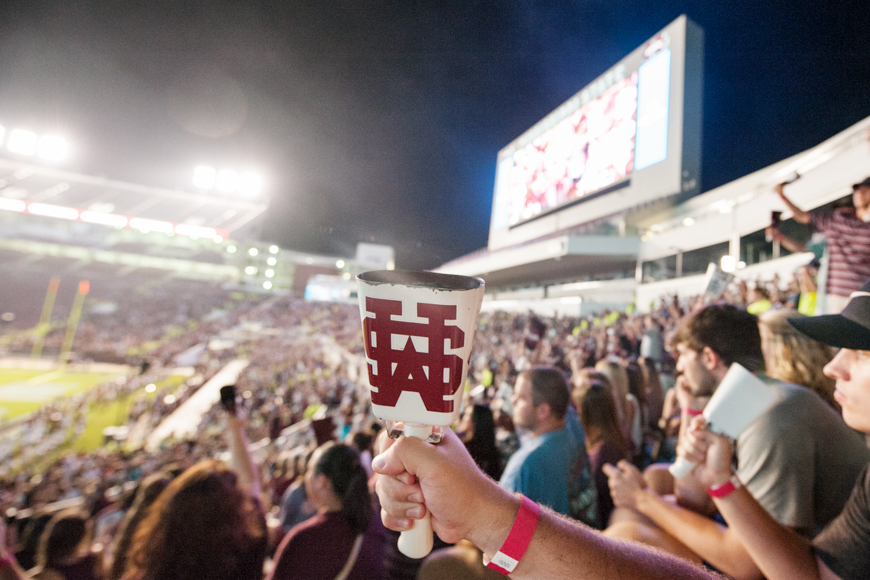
top-left (0, 1), bottom-right (869, 270)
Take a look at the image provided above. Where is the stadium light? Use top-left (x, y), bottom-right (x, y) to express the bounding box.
top-left (0, 198), bottom-right (26, 212)
top-left (248, 248), bottom-right (258, 256)
top-left (269, 245), bottom-right (279, 254)
top-left (227, 245), bottom-right (237, 253)
top-left (239, 172), bottom-right (262, 196)
top-left (305, 257), bottom-right (313, 265)
top-left (721, 255), bottom-right (736, 273)
top-left (263, 281), bottom-right (272, 290)
top-left (245, 266), bottom-right (257, 275)
top-left (216, 169), bottom-right (239, 193)
top-left (193, 166), bottom-right (216, 189)
top-left (336, 259), bottom-right (345, 268)
top-left (37, 136), bottom-right (69, 161)
top-left (267, 257), bottom-right (277, 266)
top-left (7, 129), bottom-right (38, 155)
top-left (145, 384), bottom-right (156, 393)
top-left (265, 269), bottom-right (274, 278)
top-left (28, 203), bottom-right (78, 220)
top-left (682, 217), bottom-right (695, 227)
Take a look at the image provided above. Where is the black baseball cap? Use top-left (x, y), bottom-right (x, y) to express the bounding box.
top-left (788, 280), bottom-right (870, 349)
top-left (851, 177), bottom-right (870, 191)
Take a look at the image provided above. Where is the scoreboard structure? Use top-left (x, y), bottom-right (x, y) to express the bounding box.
top-left (488, 15), bottom-right (704, 252)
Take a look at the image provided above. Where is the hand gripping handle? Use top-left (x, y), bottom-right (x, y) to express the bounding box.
top-left (397, 424), bottom-right (435, 558)
top-left (669, 456), bottom-right (697, 479)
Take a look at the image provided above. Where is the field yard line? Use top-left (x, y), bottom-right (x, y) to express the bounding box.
top-left (25, 370), bottom-right (65, 385)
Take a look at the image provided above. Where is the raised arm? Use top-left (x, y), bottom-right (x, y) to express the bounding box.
top-left (226, 407), bottom-right (262, 499)
top-left (775, 183), bottom-right (810, 224)
top-left (766, 226), bottom-right (808, 253)
top-left (373, 428), bottom-right (719, 580)
top-left (681, 416), bottom-right (842, 580)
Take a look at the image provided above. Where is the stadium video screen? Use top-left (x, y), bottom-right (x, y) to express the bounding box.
top-left (487, 15), bottom-right (702, 252)
top-left (503, 74), bottom-right (638, 226)
top-left (494, 48), bottom-right (671, 228)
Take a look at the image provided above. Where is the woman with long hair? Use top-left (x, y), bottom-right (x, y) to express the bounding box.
top-left (106, 473), bottom-right (171, 580)
top-left (595, 360), bottom-right (637, 453)
top-left (624, 363), bottom-right (647, 459)
top-left (575, 382), bottom-right (631, 528)
top-left (459, 403), bottom-right (503, 481)
top-left (123, 408), bottom-right (267, 580)
top-left (268, 442), bottom-right (386, 580)
top-left (122, 462), bottom-right (266, 580)
top-left (758, 309), bottom-right (838, 410)
top-left (638, 357), bottom-right (665, 428)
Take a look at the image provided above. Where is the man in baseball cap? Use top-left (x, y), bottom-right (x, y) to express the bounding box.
top-left (675, 279), bottom-right (870, 580)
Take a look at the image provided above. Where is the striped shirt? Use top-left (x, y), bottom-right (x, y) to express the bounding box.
top-left (811, 209), bottom-right (870, 297)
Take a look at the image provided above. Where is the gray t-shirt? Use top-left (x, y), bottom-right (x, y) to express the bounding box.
top-left (736, 380), bottom-right (870, 534)
top-left (813, 464), bottom-right (870, 580)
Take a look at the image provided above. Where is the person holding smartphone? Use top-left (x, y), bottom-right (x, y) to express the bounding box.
top-left (121, 386), bottom-right (267, 580)
top-left (681, 284), bottom-right (870, 580)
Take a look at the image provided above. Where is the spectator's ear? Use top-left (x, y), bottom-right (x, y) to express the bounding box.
top-left (536, 402), bottom-right (552, 422)
top-left (700, 346), bottom-right (724, 372)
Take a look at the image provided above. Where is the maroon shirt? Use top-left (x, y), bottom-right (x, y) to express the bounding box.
top-left (267, 510), bottom-right (387, 580)
top-left (811, 209), bottom-right (870, 297)
top-left (588, 440), bottom-right (629, 529)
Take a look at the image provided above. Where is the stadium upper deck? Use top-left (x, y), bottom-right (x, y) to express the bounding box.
top-left (438, 112), bottom-right (870, 315)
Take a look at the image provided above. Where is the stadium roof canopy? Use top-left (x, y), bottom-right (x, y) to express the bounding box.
top-left (0, 157), bottom-right (268, 238)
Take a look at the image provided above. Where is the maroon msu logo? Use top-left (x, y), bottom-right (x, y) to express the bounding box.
top-left (362, 297), bottom-right (465, 413)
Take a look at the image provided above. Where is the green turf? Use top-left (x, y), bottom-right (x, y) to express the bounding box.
top-left (72, 374), bottom-right (188, 453)
top-left (0, 369), bottom-right (127, 421)
top-left (11, 372), bottom-right (190, 474)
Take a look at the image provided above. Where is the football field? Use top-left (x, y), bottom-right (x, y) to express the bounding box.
top-left (0, 368), bottom-right (126, 422)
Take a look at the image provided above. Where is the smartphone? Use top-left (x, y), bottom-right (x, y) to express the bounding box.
top-left (771, 211), bottom-right (782, 228)
top-left (219, 385), bottom-right (237, 414)
top-left (766, 211), bottom-right (783, 242)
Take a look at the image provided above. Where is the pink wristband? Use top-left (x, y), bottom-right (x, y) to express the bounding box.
top-left (486, 495), bottom-right (541, 575)
top-left (707, 475), bottom-right (741, 498)
top-left (684, 408), bottom-right (703, 417)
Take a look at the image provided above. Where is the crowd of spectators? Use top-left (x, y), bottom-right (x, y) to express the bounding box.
top-left (0, 257), bottom-right (868, 580)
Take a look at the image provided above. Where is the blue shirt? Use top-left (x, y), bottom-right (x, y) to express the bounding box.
top-left (499, 424), bottom-right (597, 526)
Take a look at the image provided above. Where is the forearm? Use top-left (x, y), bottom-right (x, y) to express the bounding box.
top-left (471, 487), bottom-right (717, 580)
top-left (674, 422), bottom-right (715, 513)
top-left (714, 487), bottom-right (820, 580)
top-left (779, 195), bottom-right (810, 223)
top-left (635, 490), bottom-right (762, 580)
top-left (228, 423), bottom-right (261, 496)
top-left (774, 232), bottom-right (807, 254)
top-left (674, 473), bottom-right (715, 514)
